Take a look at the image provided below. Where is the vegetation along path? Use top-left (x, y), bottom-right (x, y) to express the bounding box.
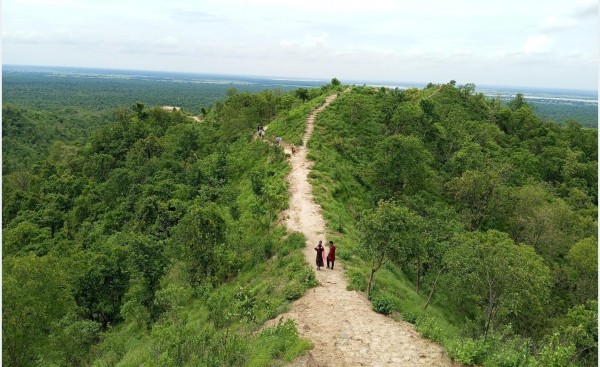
top-left (270, 93), bottom-right (459, 366)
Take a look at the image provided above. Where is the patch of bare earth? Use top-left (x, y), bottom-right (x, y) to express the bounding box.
top-left (161, 106), bottom-right (203, 122)
top-left (269, 93), bottom-right (460, 367)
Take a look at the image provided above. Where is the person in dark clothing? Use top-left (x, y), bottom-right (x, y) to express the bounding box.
top-left (314, 241), bottom-right (325, 270)
top-left (326, 240), bottom-right (336, 269)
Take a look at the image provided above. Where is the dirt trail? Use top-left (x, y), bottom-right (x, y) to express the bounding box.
top-left (272, 93), bottom-right (458, 367)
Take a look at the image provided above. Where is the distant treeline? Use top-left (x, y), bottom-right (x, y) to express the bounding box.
top-left (4, 68), bottom-right (596, 128)
top-left (529, 101), bottom-right (597, 128)
top-left (2, 70), bottom-right (299, 115)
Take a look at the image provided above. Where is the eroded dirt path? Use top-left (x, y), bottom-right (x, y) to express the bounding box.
top-left (273, 93), bottom-right (458, 367)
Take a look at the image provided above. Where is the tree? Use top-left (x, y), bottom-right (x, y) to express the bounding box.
top-left (447, 142), bottom-right (485, 176)
top-left (170, 202), bottom-right (228, 286)
top-left (3, 254), bottom-right (75, 367)
top-left (509, 185), bottom-right (584, 261)
top-left (507, 93), bottom-right (528, 111)
top-left (367, 135), bottom-right (437, 200)
top-left (447, 169), bottom-right (506, 231)
top-left (443, 230), bottom-right (551, 339)
top-left (133, 101), bottom-right (146, 119)
top-left (75, 243), bottom-right (130, 328)
top-left (358, 201), bottom-right (424, 299)
top-left (388, 102), bottom-right (425, 137)
top-left (566, 237), bottom-right (598, 303)
top-left (331, 77), bottom-right (341, 86)
top-left (295, 88), bottom-right (309, 101)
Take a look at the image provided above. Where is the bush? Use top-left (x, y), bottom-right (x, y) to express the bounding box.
top-left (447, 337), bottom-right (488, 365)
top-left (283, 280), bottom-right (304, 300)
top-left (401, 310), bottom-right (418, 324)
top-left (293, 266), bottom-right (317, 288)
top-left (372, 296), bottom-right (394, 315)
top-left (415, 315), bottom-right (444, 343)
top-left (346, 268), bottom-right (367, 292)
top-left (337, 247), bottom-right (352, 261)
top-left (286, 232), bottom-right (307, 250)
top-left (248, 319), bottom-right (311, 366)
top-left (486, 343), bottom-right (531, 367)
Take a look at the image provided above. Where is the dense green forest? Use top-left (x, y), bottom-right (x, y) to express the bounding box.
top-left (3, 84), bottom-right (333, 366)
top-left (307, 83), bottom-right (597, 366)
top-left (2, 77), bottom-right (597, 366)
top-left (2, 69), bottom-right (304, 115)
top-left (530, 101), bottom-right (597, 128)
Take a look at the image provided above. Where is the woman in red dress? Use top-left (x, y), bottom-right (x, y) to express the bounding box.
top-left (326, 240), bottom-right (336, 269)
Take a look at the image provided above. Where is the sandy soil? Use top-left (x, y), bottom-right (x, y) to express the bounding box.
top-left (161, 106), bottom-right (203, 122)
top-left (269, 93), bottom-right (459, 367)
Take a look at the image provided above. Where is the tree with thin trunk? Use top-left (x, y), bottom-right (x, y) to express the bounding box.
top-left (443, 230), bottom-right (551, 339)
top-left (358, 200), bottom-right (424, 300)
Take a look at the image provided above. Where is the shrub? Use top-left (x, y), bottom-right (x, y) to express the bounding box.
top-left (346, 268), bottom-right (367, 292)
top-left (486, 343), bottom-right (531, 367)
top-left (283, 280), bottom-right (304, 300)
top-left (415, 315), bottom-right (444, 343)
top-left (401, 310), bottom-right (418, 324)
top-left (337, 247), bottom-right (352, 261)
top-left (293, 266), bottom-right (317, 288)
top-left (286, 232), bottom-right (307, 250)
top-left (372, 296), bottom-right (394, 315)
top-left (249, 319), bottom-right (311, 366)
top-left (447, 337), bottom-right (488, 365)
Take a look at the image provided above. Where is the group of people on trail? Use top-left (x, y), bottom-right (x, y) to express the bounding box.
top-left (257, 125), bottom-right (282, 144)
top-left (257, 125), bottom-right (296, 155)
top-left (314, 240), bottom-right (336, 270)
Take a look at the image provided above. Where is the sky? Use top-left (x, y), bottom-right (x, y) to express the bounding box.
top-left (2, 0), bottom-right (598, 90)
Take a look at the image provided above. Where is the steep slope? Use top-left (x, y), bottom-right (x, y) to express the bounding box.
top-left (270, 93), bottom-right (458, 366)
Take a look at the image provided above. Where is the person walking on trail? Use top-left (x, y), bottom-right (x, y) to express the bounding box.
top-left (326, 240), bottom-right (336, 269)
top-left (257, 125), bottom-right (265, 139)
top-left (314, 241), bottom-right (325, 270)
top-left (275, 136), bottom-right (282, 145)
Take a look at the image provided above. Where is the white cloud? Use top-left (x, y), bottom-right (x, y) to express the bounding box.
top-left (573, 0), bottom-right (598, 17)
top-left (523, 35), bottom-right (554, 54)
top-left (224, 0), bottom-right (400, 13)
top-left (3, 28), bottom-right (84, 45)
top-left (540, 16), bottom-right (578, 32)
top-left (279, 32), bottom-right (330, 49)
top-left (2, 0), bottom-right (597, 89)
top-left (14, 0), bottom-right (92, 9)
top-left (3, 30), bottom-right (46, 44)
top-left (155, 36), bottom-right (180, 48)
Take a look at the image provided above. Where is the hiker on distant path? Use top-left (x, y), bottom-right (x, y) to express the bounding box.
top-left (257, 125), bottom-right (265, 138)
top-left (275, 136), bottom-right (282, 145)
top-left (326, 240), bottom-right (336, 269)
top-left (314, 241), bottom-right (325, 270)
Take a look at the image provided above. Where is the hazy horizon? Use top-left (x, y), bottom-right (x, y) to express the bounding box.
top-left (3, 0), bottom-right (597, 91)
top-left (4, 63), bottom-right (598, 94)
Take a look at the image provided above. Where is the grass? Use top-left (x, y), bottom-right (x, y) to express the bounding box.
top-left (266, 96), bottom-right (326, 147)
top-left (89, 231), bottom-right (315, 366)
top-left (305, 86), bottom-right (473, 364)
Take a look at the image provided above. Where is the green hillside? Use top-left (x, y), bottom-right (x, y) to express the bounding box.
top-left (2, 80), bottom-right (597, 367)
top-left (2, 85), bottom-right (336, 366)
top-left (307, 83), bottom-right (597, 366)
